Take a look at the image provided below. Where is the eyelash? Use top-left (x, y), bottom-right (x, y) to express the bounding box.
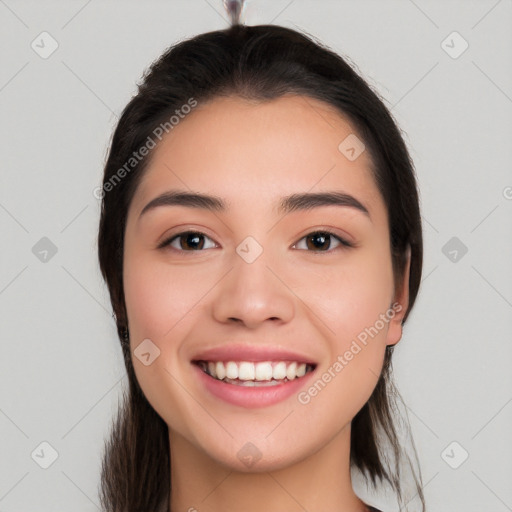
top-left (157, 230), bottom-right (353, 253)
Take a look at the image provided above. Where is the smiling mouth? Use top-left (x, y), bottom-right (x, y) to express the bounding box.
top-left (194, 360), bottom-right (316, 387)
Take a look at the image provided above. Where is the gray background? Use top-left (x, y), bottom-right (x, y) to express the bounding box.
top-left (1, 1), bottom-right (511, 511)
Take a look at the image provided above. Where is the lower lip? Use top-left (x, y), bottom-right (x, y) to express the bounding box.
top-left (192, 363), bottom-right (316, 408)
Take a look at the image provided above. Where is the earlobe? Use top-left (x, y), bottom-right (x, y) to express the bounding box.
top-left (386, 244), bottom-right (411, 346)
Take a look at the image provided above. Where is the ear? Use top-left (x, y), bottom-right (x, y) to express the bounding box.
top-left (385, 244), bottom-right (411, 347)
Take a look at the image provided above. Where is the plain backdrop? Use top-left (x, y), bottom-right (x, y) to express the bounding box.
top-left (1, 1), bottom-right (511, 511)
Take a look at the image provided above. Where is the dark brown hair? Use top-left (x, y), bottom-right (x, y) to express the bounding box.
top-left (97, 23), bottom-right (424, 512)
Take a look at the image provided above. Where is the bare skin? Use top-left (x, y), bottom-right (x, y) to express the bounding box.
top-left (123, 94), bottom-right (410, 512)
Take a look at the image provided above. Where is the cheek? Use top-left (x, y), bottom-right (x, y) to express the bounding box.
top-left (306, 250), bottom-right (394, 339)
top-left (298, 249), bottom-right (394, 414)
top-left (123, 254), bottom-right (214, 340)
top-left (123, 255), bottom-right (214, 433)
top-left (297, 258), bottom-right (394, 425)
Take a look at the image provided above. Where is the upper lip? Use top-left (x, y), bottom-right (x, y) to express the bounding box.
top-left (191, 344), bottom-right (318, 365)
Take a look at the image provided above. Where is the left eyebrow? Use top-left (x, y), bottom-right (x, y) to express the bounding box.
top-left (277, 191), bottom-right (370, 218)
top-left (138, 189), bottom-right (370, 220)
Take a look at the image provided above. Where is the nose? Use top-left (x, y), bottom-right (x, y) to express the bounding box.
top-left (211, 250), bottom-right (295, 329)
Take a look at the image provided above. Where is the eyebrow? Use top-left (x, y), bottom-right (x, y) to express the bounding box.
top-left (138, 189), bottom-right (370, 220)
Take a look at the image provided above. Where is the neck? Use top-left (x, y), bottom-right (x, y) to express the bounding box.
top-left (168, 423), bottom-right (369, 512)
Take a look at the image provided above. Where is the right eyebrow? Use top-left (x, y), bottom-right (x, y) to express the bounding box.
top-left (138, 190), bottom-right (226, 220)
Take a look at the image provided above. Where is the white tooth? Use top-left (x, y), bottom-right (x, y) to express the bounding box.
top-left (207, 361), bottom-right (216, 377)
top-left (286, 362), bottom-right (297, 380)
top-left (226, 361), bottom-right (238, 379)
top-left (273, 361), bottom-right (287, 380)
top-left (255, 361), bottom-right (273, 381)
top-left (238, 362), bottom-right (255, 380)
top-left (296, 363), bottom-right (306, 377)
top-left (238, 380), bottom-right (256, 386)
top-left (215, 361), bottom-right (226, 380)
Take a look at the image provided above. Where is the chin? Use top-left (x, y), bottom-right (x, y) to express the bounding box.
top-left (191, 428), bottom-right (319, 475)
top-left (213, 448), bottom-right (304, 474)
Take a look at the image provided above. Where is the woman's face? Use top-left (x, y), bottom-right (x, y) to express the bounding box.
top-left (123, 94), bottom-right (408, 471)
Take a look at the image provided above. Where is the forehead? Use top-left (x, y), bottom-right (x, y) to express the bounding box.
top-left (131, 94), bottom-right (385, 218)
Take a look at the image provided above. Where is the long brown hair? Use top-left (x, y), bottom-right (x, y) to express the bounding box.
top-left (97, 23), bottom-right (425, 511)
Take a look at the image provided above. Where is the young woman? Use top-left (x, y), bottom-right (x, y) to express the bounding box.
top-left (97, 23), bottom-right (425, 512)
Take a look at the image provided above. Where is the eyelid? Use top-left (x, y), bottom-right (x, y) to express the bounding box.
top-left (294, 223), bottom-right (355, 242)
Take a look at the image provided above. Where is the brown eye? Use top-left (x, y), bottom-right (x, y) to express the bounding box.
top-left (179, 232), bottom-right (204, 250)
top-left (306, 232), bottom-right (330, 251)
top-left (159, 231), bottom-right (217, 251)
top-left (294, 231), bottom-right (352, 252)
